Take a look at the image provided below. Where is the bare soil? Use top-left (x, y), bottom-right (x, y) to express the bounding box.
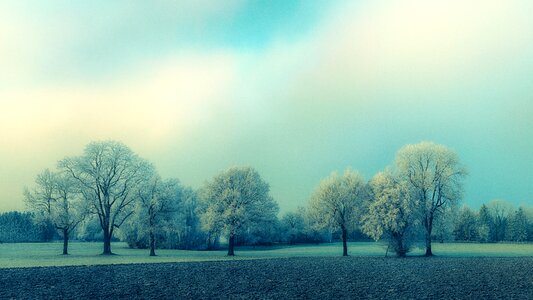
top-left (0, 257), bottom-right (532, 299)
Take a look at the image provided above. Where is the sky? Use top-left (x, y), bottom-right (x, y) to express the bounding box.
top-left (1, 0), bottom-right (532, 213)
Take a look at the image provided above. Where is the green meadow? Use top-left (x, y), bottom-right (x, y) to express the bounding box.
top-left (0, 242), bottom-right (531, 268)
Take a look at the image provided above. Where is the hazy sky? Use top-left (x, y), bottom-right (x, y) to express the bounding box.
top-left (1, 0), bottom-right (532, 213)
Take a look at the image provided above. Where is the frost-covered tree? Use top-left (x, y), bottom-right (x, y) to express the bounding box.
top-left (238, 198), bottom-right (280, 246)
top-left (59, 141), bottom-right (150, 255)
top-left (362, 171), bottom-right (420, 257)
top-left (395, 142), bottom-right (466, 256)
top-left (134, 171), bottom-right (182, 256)
top-left (280, 207), bottom-right (329, 244)
top-left (200, 166), bottom-right (278, 256)
top-left (170, 187), bottom-right (205, 250)
top-left (120, 176), bottom-right (205, 253)
top-left (308, 169), bottom-right (365, 256)
top-left (24, 169), bottom-right (86, 254)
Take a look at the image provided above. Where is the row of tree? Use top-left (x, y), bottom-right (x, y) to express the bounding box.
top-left (454, 201), bottom-right (532, 243)
top-left (0, 211), bottom-right (56, 243)
top-left (307, 142), bottom-right (467, 257)
top-left (21, 140), bottom-right (531, 257)
top-left (23, 141), bottom-right (281, 256)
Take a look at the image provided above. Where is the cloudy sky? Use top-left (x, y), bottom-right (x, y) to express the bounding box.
top-left (1, 0), bottom-right (532, 212)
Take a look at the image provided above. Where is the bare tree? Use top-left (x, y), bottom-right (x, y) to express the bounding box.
top-left (24, 169), bottom-right (86, 254)
top-left (59, 141), bottom-right (149, 255)
top-left (201, 166), bottom-right (277, 256)
top-left (137, 174), bottom-right (182, 256)
top-left (308, 169), bottom-right (366, 256)
top-left (395, 142), bottom-right (466, 256)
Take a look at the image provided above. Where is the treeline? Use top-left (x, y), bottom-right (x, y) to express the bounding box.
top-left (13, 140), bottom-right (533, 257)
top-left (3, 200), bottom-right (531, 245)
top-left (454, 201), bottom-right (533, 243)
top-left (0, 211), bottom-right (56, 243)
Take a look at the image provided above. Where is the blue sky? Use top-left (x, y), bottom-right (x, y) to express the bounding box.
top-left (0, 0), bottom-right (532, 212)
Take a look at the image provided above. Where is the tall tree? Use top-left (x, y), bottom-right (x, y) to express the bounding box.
top-left (308, 169), bottom-right (366, 256)
top-left (24, 169), bottom-right (86, 254)
top-left (395, 142), bottom-right (466, 256)
top-left (362, 170), bottom-right (420, 257)
top-left (201, 166), bottom-right (278, 256)
top-left (59, 141), bottom-right (149, 255)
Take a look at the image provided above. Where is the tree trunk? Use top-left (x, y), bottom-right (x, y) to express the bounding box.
top-left (207, 234), bottom-right (213, 250)
top-left (149, 229), bottom-right (156, 256)
top-left (62, 228), bottom-right (69, 255)
top-left (227, 234), bottom-right (235, 256)
top-left (103, 228), bottom-right (113, 255)
top-left (341, 226), bottom-right (348, 256)
top-left (425, 236), bottom-right (433, 256)
top-left (425, 212), bottom-right (434, 257)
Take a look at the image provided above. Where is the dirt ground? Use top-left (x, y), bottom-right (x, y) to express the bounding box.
top-left (0, 256), bottom-right (532, 299)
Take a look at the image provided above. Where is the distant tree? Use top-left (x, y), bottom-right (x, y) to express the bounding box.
top-left (506, 207), bottom-right (529, 242)
top-left (0, 211), bottom-right (45, 243)
top-left (395, 142), bottom-right (467, 256)
top-left (281, 209), bottom-right (307, 244)
top-left (477, 204), bottom-right (492, 242)
top-left (308, 169), bottom-right (366, 256)
top-left (24, 169), bottom-right (86, 254)
top-left (76, 215), bottom-right (104, 241)
top-left (238, 199), bottom-right (280, 246)
top-left (200, 166), bottom-right (278, 256)
top-left (487, 199), bottom-right (513, 242)
top-left (453, 206), bottom-right (478, 241)
top-left (135, 172), bottom-right (182, 256)
top-left (198, 191), bottom-right (223, 250)
top-left (59, 141), bottom-right (150, 255)
top-left (170, 187), bottom-right (205, 250)
top-left (526, 207), bottom-right (533, 242)
top-left (120, 175), bottom-right (206, 253)
top-left (362, 171), bottom-right (420, 257)
top-left (432, 205), bottom-right (456, 243)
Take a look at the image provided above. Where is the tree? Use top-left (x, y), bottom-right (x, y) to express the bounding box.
top-left (59, 141), bottom-right (150, 255)
top-left (395, 142), bottom-right (466, 256)
top-left (136, 174), bottom-right (182, 256)
top-left (506, 206), bottom-right (528, 242)
top-left (477, 204), bottom-right (492, 242)
top-left (0, 211), bottom-right (46, 243)
top-left (453, 206), bottom-right (478, 241)
top-left (200, 166), bottom-right (278, 256)
top-left (176, 187), bottom-right (205, 249)
top-left (121, 184), bottom-right (205, 251)
top-left (24, 169), bottom-right (86, 254)
top-left (238, 200), bottom-right (280, 246)
top-left (362, 170), bottom-right (420, 257)
top-left (281, 209), bottom-right (307, 244)
top-left (308, 169), bottom-right (365, 256)
top-left (487, 199), bottom-right (513, 242)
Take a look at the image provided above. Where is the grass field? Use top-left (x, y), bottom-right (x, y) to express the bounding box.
top-left (0, 241), bottom-right (531, 268)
